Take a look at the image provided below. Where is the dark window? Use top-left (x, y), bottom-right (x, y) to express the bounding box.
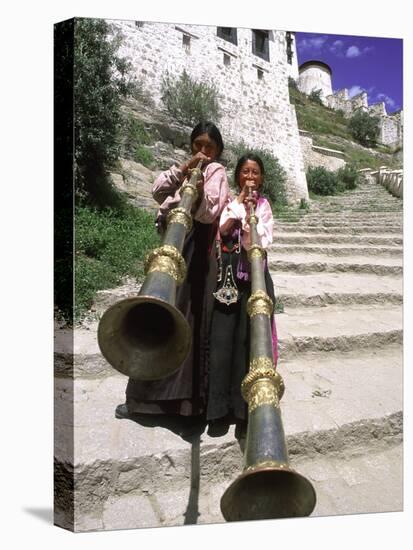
top-left (183, 34), bottom-right (191, 52)
top-left (135, 21), bottom-right (144, 28)
top-left (286, 32), bottom-right (294, 64)
top-left (257, 68), bottom-right (264, 80)
top-left (223, 53), bottom-right (231, 66)
top-left (217, 27), bottom-right (238, 46)
top-left (252, 29), bottom-right (269, 62)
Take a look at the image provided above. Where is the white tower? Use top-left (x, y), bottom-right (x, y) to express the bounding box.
top-left (298, 60), bottom-right (333, 104)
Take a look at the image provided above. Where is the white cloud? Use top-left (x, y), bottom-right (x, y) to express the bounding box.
top-left (376, 93), bottom-right (396, 108)
top-left (363, 46), bottom-right (374, 54)
top-left (346, 45), bottom-right (361, 58)
top-left (348, 85), bottom-right (364, 98)
top-left (330, 40), bottom-right (344, 55)
top-left (298, 36), bottom-right (328, 51)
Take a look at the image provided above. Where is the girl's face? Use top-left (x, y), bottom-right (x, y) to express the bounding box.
top-left (238, 160), bottom-right (263, 190)
top-left (191, 132), bottom-right (219, 161)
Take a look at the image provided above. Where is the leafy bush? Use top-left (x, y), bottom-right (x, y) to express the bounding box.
top-left (73, 205), bottom-right (160, 320)
top-left (337, 164), bottom-right (359, 190)
top-left (134, 146), bottom-right (154, 168)
top-left (74, 18), bottom-right (136, 206)
top-left (306, 166), bottom-right (340, 196)
top-left (307, 164), bottom-right (360, 196)
top-left (161, 70), bottom-right (221, 126)
top-left (230, 143), bottom-right (288, 209)
top-left (288, 76), bottom-right (298, 90)
top-left (348, 110), bottom-right (380, 146)
top-left (309, 89), bottom-right (323, 105)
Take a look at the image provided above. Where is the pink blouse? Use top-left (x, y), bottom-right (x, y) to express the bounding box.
top-left (220, 196), bottom-right (274, 250)
top-left (152, 162), bottom-right (229, 224)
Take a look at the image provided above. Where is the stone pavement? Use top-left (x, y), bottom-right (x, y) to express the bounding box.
top-left (54, 179), bottom-right (403, 532)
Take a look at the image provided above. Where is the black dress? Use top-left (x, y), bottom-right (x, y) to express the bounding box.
top-left (206, 239), bottom-right (277, 423)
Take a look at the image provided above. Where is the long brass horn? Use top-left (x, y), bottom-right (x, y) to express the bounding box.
top-left (97, 161), bottom-right (203, 381)
top-left (220, 188), bottom-right (316, 521)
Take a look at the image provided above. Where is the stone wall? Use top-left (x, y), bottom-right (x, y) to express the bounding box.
top-left (379, 112), bottom-right (403, 148)
top-left (325, 87), bottom-right (403, 148)
top-left (300, 132), bottom-right (346, 171)
top-left (110, 19), bottom-right (308, 203)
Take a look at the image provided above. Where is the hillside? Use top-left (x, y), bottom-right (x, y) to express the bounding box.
top-left (288, 83), bottom-right (402, 171)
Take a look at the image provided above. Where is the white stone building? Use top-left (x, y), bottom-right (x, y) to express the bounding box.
top-left (109, 19), bottom-right (308, 203)
top-left (298, 60), bottom-right (333, 105)
top-left (296, 58), bottom-right (403, 149)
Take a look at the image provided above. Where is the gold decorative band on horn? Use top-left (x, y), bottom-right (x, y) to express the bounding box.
top-left (247, 244), bottom-right (265, 261)
top-left (166, 207), bottom-right (193, 232)
top-left (241, 358), bottom-right (284, 403)
top-left (144, 244), bottom-right (187, 284)
top-left (247, 379), bottom-right (279, 412)
top-left (244, 460), bottom-right (289, 473)
top-left (246, 290), bottom-right (274, 317)
top-left (181, 181), bottom-right (201, 202)
top-left (249, 214), bottom-right (259, 225)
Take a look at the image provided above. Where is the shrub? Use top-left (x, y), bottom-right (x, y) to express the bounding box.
top-left (299, 198), bottom-right (309, 210)
top-left (73, 205), bottom-right (160, 320)
top-left (230, 143), bottom-right (288, 209)
top-left (306, 166), bottom-right (340, 196)
top-left (348, 110), bottom-right (380, 146)
top-left (134, 145), bottom-right (154, 168)
top-left (74, 18), bottom-right (136, 207)
top-left (161, 70), bottom-right (221, 127)
top-left (288, 76), bottom-right (298, 90)
top-left (309, 89), bottom-right (323, 105)
top-left (337, 164), bottom-right (359, 190)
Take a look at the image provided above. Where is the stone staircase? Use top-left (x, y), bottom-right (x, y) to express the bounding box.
top-left (54, 180), bottom-right (403, 532)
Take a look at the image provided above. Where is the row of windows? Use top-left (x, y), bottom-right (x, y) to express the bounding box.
top-left (218, 27), bottom-right (270, 62)
top-left (134, 22), bottom-right (293, 64)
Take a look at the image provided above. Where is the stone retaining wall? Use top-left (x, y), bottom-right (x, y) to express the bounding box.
top-left (300, 132), bottom-right (346, 171)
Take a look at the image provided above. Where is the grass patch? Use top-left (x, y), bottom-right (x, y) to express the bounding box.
top-left (312, 135), bottom-right (399, 170)
top-left (74, 205), bottom-right (160, 321)
top-left (289, 85), bottom-right (401, 170)
top-left (134, 145), bottom-right (154, 168)
top-left (289, 85), bottom-right (350, 139)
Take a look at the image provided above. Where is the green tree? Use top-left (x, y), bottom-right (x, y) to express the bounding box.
top-left (74, 18), bottom-right (136, 207)
top-left (348, 110), bottom-right (380, 147)
top-left (309, 88), bottom-right (323, 105)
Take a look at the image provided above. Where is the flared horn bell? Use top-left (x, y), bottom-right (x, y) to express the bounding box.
top-left (97, 161), bottom-right (202, 381)
top-left (97, 294), bottom-right (191, 381)
top-left (221, 465), bottom-right (316, 522)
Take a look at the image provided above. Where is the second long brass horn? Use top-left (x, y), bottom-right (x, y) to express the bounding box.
top-left (220, 187), bottom-right (316, 521)
top-left (97, 161), bottom-right (203, 381)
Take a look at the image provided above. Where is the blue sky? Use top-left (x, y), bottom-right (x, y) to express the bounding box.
top-left (295, 32), bottom-right (403, 114)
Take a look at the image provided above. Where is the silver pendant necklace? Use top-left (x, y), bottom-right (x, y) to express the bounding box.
top-left (213, 230), bottom-right (241, 306)
top-left (213, 264), bottom-right (239, 305)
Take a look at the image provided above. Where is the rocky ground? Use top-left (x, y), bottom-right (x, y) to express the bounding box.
top-left (54, 170), bottom-right (403, 532)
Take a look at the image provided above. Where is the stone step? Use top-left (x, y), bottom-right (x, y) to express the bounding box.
top-left (275, 304), bottom-right (402, 355)
top-left (274, 225), bottom-right (402, 234)
top-left (324, 200), bottom-right (399, 206)
top-left (272, 272), bottom-right (402, 308)
top-left (268, 255), bottom-right (402, 275)
top-left (54, 344), bottom-right (402, 531)
top-left (301, 214), bottom-right (403, 222)
top-left (270, 245), bottom-right (402, 257)
top-left (273, 235), bottom-right (402, 246)
top-left (64, 441), bottom-right (403, 531)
